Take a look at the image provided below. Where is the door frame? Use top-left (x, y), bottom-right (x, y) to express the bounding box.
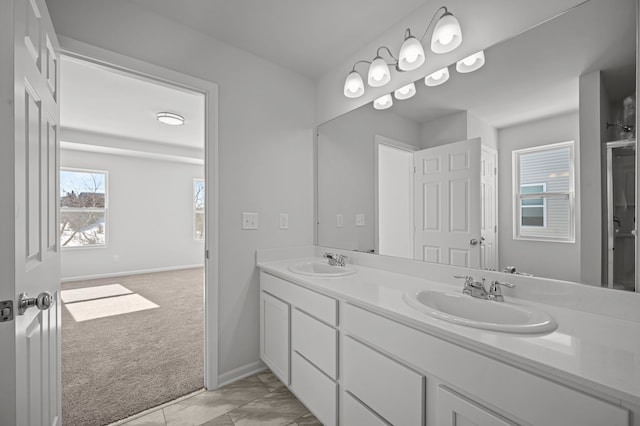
top-left (58, 36), bottom-right (220, 389)
top-left (373, 135), bottom-right (417, 257)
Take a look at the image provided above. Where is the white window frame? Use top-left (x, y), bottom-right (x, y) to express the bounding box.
top-left (60, 167), bottom-right (109, 249)
top-left (194, 178), bottom-right (205, 240)
top-left (512, 141), bottom-right (575, 242)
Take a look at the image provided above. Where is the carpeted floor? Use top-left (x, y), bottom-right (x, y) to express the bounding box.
top-left (61, 268), bottom-right (205, 426)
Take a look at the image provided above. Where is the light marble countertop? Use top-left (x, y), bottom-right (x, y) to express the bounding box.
top-left (258, 256), bottom-right (640, 408)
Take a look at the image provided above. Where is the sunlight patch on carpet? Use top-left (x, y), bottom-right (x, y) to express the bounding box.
top-left (61, 284), bottom-right (132, 303)
top-left (64, 294), bottom-right (159, 322)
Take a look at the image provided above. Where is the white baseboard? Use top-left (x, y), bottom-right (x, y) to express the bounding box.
top-left (61, 264), bottom-right (205, 283)
top-left (216, 360), bottom-right (267, 389)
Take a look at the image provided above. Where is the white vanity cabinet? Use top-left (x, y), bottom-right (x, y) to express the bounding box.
top-left (260, 272), bottom-right (339, 425)
top-left (259, 268), bottom-right (631, 426)
top-left (259, 290), bottom-right (290, 385)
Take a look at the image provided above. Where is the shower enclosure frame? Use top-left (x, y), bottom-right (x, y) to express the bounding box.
top-left (605, 139), bottom-right (637, 291)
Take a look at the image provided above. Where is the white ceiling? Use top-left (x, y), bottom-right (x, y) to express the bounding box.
top-left (126, 0), bottom-right (429, 78)
top-left (390, 0), bottom-right (636, 129)
top-left (60, 56), bottom-right (205, 149)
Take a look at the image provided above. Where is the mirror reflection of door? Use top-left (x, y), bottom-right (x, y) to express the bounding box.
top-left (413, 139), bottom-right (482, 268)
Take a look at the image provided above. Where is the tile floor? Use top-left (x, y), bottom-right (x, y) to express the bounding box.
top-left (115, 371), bottom-right (321, 426)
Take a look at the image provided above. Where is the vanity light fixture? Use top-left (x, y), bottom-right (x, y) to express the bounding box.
top-left (394, 82), bottom-right (416, 100)
top-left (156, 112), bottom-right (185, 126)
top-left (456, 50), bottom-right (485, 73)
top-left (424, 67), bottom-right (450, 87)
top-left (373, 94), bottom-right (393, 110)
top-left (343, 5), bottom-right (463, 99)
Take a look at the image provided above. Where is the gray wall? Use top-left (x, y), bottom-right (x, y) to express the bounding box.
top-left (47, 0), bottom-right (315, 379)
top-left (498, 111), bottom-right (581, 282)
top-left (318, 106), bottom-right (420, 252)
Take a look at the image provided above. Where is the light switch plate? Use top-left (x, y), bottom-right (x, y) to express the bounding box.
top-left (279, 213), bottom-right (289, 230)
top-left (356, 213), bottom-right (365, 226)
top-left (242, 212), bottom-right (259, 230)
top-left (337, 214), bottom-right (344, 228)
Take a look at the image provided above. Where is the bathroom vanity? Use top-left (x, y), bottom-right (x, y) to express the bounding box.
top-left (257, 248), bottom-right (640, 426)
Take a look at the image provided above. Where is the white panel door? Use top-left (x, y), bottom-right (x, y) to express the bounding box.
top-left (0, 0), bottom-right (61, 424)
top-left (414, 139), bottom-right (482, 268)
top-left (480, 146), bottom-right (498, 270)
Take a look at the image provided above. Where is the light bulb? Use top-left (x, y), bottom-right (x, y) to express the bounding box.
top-left (394, 82), bottom-right (416, 100)
top-left (398, 35), bottom-right (425, 71)
top-left (431, 12), bottom-right (462, 54)
top-left (373, 94), bottom-right (393, 110)
top-left (456, 51), bottom-right (485, 73)
top-left (343, 71), bottom-right (365, 98)
top-left (424, 67), bottom-right (450, 87)
top-left (368, 56), bottom-right (391, 87)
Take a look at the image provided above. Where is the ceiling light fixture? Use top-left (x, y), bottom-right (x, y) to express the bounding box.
top-left (373, 94), bottom-right (393, 110)
top-left (343, 5), bottom-right (463, 100)
top-left (394, 82), bottom-right (416, 100)
top-left (424, 67), bottom-right (450, 87)
top-left (456, 51), bottom-right (486, 73)
top-left (156, 112), bottom-right (185, 126)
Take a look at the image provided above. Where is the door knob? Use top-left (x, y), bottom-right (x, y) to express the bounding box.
top-left (18, 291), bottom-right (53, 315)
top-left (469, 238), bottom-right (479, 246)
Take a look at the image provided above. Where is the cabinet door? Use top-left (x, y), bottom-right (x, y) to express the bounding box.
top-left (260, 291), bottom-right (290, 385)
top-left (438, 387), bottom-right (515, 426)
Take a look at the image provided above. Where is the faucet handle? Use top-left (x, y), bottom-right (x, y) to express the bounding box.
top-left (453, 274), bottom-right (473, 280)
top-left (488, 280), bottom-right (515, 302)
top-left (492, 280), bottom-right (515, 288)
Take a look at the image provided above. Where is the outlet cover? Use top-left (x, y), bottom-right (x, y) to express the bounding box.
top-left (242, 212), bottom-right (259, 230)
top-left (279, 213), bottom-right (289, 230)
top-left (355, 214), bottom-right (365, 226)
top-left (337, 214), bottom-right (344, 228)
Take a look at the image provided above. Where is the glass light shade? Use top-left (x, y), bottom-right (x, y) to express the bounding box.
top-left (398, 36), bottom-right (425, 71)
top-left (156, 112), bottom-right (184, 126)
top-left (394, 82), bottom-right (416, 100)
top-left (456, 50), bottom-right (485, 73)
top-left (368, 56), bottom-right (391, 87)
top-left (373, 94), bottom-right (393, 110)
top-left (343, 71), bottom-right (365, 98)
top-left (431, 12), bottom-right (462, 54)
top-left (424, 67), bottom-right (450, 87)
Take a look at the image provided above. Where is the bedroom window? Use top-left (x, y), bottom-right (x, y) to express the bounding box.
top-left (194, 179), bottom-right (205, 240)
top-left (60, 169), bottom-right (108, 248)
top-left (513, 141), bottom-right (575, 242)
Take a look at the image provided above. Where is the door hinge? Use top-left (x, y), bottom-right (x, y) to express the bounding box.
top-left (0, 300), bottom-right (14, 322)
top-left (205, 249), bottom-right (210, 260)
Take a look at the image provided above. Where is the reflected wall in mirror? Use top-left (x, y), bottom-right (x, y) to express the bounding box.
top-left (317, 0), bottom-right (637, 291)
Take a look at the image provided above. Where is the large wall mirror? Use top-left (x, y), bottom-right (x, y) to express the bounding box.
top-left (317, 0), bottom-right (638, 291)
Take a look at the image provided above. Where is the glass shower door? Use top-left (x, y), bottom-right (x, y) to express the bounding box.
top-left (606, 140), bottom-right (636, 291)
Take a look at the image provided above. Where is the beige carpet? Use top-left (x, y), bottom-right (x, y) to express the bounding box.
top-left (61, 268), bottom-right (204, 426)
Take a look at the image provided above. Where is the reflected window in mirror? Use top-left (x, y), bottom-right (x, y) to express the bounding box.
top-left (513, 142), bottom-right (575, 242)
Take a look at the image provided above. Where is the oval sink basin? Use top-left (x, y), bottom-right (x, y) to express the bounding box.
top-left (288, 261), bottom-right (356, 277)
top-left (403, 290), bottom-right (557, 334)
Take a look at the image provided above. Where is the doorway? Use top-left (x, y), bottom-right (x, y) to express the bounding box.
top-left (58, 50), bottom-right (217, 424)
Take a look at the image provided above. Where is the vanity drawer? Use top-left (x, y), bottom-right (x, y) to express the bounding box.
top-left (292, 308), bottom-right (338, 379)
top-left (291, 351), bottom-right (337, 426)
top-left (343, 391), bottom-right (389, 426)
top-left (260, 271), bottom-right (338, 326)
top-left (343, 336), bottom-right (424, 426)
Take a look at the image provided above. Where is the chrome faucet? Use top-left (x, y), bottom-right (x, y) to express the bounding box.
top-left (454, 275), bottom-right (516, 301)
top-left (488, 280), bottom-right (516, 302)
top-left (323, 253), bottom-right (348, 267)
top-left (454, 275), bottom-right (489, 299)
